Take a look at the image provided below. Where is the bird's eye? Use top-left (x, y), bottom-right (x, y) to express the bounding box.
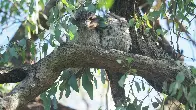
top-left (88, 15), bottom-right (97, 20)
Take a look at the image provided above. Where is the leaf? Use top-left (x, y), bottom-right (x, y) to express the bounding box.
top-left (148, 11), bottom-right (160, 20)
top-left (54, 26), bottom-right (62, 42)
top-left (97, 0), bottom-right (114, 9)
top-left (68, 24), bottom-right (77, 35)
top-left (156, 29), bottom-right (164, 36)
top-left (142, 106), bottom-right (149, 110)
top-left (61, 0), bottom-right (69, 6)
top-left (135, 81), bottom-right (141, 93)
top-left (154, 97), bottom-right (162, 104)
top-left (69, 0), bottom-right (74, 5)
top-left (48, 83), bottom-right (58, 96)
top-left (147, 0), bottom-right (154, 4)
top-left (136, 103), bottom-right (142, 110)
top-left (68, 75), bottom-right (79, 92)
top-left (52, 96), bottom-right (58, 109)
top-left (54, 6), bottom-right (59, 19)
top-left (127, 103), bottom-right (136, 110)
top-left (38, 0), bottom-right (45, 9)
top-left (185, 103), bottom-right (190, 110)
top-left (18, 39), bottom-right (26, 48)
top-left (118, 74), bottom-right (127, 88)
top-left (98, 19), bottom-right (107, 28)
top-left (87, 4), bottom-right (96, 12)
top-left (40, 92), bottom-right (51, 110)
top-left (131, 69), bottom-right (137, 74)
top-left (147, 20), bottom-right (152, 28)
top-left (59, 80), bottom-right (67, 91)
top-left (176, 72), bottom-right (185, 83)
top-left (136, 20), bottom-right (142, 28)
top-left (82, 73), bottom-right (93, 100)
top-left (29, 1), bottom-right (34, 14)
top-left (59, 91), bottom-right (63, 100)
top-left (190, 86), bottom-right (196, 94)
top-left (169, 82), bottom-right (179, 96)
top-left (116, 59), bottom-right (122, 64)
top-left (42, 43), bottom-right (48, 57)
top-left (101, 69), bottom-right (106, 84)
top-left (126, 57), bottom-right (134, 64)
top-left (152, 102), bottom-right (159, 108)
top-left (2, 52), bottom-right (9, 63)
top-left (128, 18), bottom-right (135, 27)
top-left (141, 80), bottom-right (145, 91)
top-left (182, 86), bottom-right (188, 99)
top-left (94, 77), bottom-right (97, 89)
top-left (191, 66), bottom-right (196, 75)
top-left (9, 47), bottom-right (18, 58)
top-left (162, 81), bottom-right (167, 92)
top-left (86, 69), bottom-right (93, 81)
top-left (144, 28), bottom-right (150, 34)
top-left (115, 106), bottom-right (126, 110)
top-left (68, 31), bottom-right (74, 40)
top-left (65, 85), bottom-right (71, 98)
top-left (177, 88), bottom-right (183, 100)
top-left (59, 70), bottom-right (71, 81)
top-left (97, 69), bottom-right (101, 75)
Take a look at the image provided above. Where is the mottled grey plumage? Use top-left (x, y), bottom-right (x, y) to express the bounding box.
top-left (100, 14), bottom-right (132, 52)
top-left (73, 10), bottom-right (132, 53)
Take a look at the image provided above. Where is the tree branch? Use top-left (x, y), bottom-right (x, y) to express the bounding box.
top-left (0, 42), bottom-right (193, 109)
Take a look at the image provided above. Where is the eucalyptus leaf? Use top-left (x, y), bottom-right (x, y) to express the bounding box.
top-left (152, 102), bottom-right (159, 108)
top-left (82, 73), bottom-right (93, 100)
top-left (101, 69), bottom-right (106, 84)
top-left (68, 75), bottom-right (79, 92)
top-left (52, 96), bottom-right (58, 109)
top-left (40, 93), bottom-right (51, 110)
top-left (94, 77), bottom-right (97, 89)
top-left (127, 103), bottom-right (136, 110)
top-left (118, 74), bottom-right (127, 88)
top-left (135, 81), bottom-right (141, 93)
top-left (176, 72), bottom-right (185, 83)
top-left (65, 85), bottom-right (71, 98)
top-left (9, 47), bottom-right (18, 58)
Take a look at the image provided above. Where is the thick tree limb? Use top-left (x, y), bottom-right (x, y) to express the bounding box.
top-left (0, 43), bottom-right (193, 109)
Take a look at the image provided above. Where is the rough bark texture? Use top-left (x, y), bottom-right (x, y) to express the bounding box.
top-left (0, 43), bottom-right (193, 109)
top-left (0, 0), bottom-right (194, 109)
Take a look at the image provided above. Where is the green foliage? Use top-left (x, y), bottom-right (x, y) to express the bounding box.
top-left (190, 66), bottom-right (196, 75)
top-left (126, 57), bottom-right (134, 64)
top-left (118, 74), bottom-right (127, 88)
top-left (68, 74), bottom-right (79, 92)
top-left (100, 69), bottom-right (106, 84)
top-left (58, 70), bottom-right (74, 98)
top-left (128, 18), bottom-right (135, 27)
top-left (176, 72), bottom-right (185, 83)
top-left (42, 43), bottom-right (48, 57)
top-left (9, 47), bottom-right (18, 59)
top-left (135, 81), bottom-right (141, 93)
top-left (41, 92), bottom-right (52, 110)
top-left (97, 0), bottom-right (114, 9)
top-left (82, 69), bottom-right (94, 100)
